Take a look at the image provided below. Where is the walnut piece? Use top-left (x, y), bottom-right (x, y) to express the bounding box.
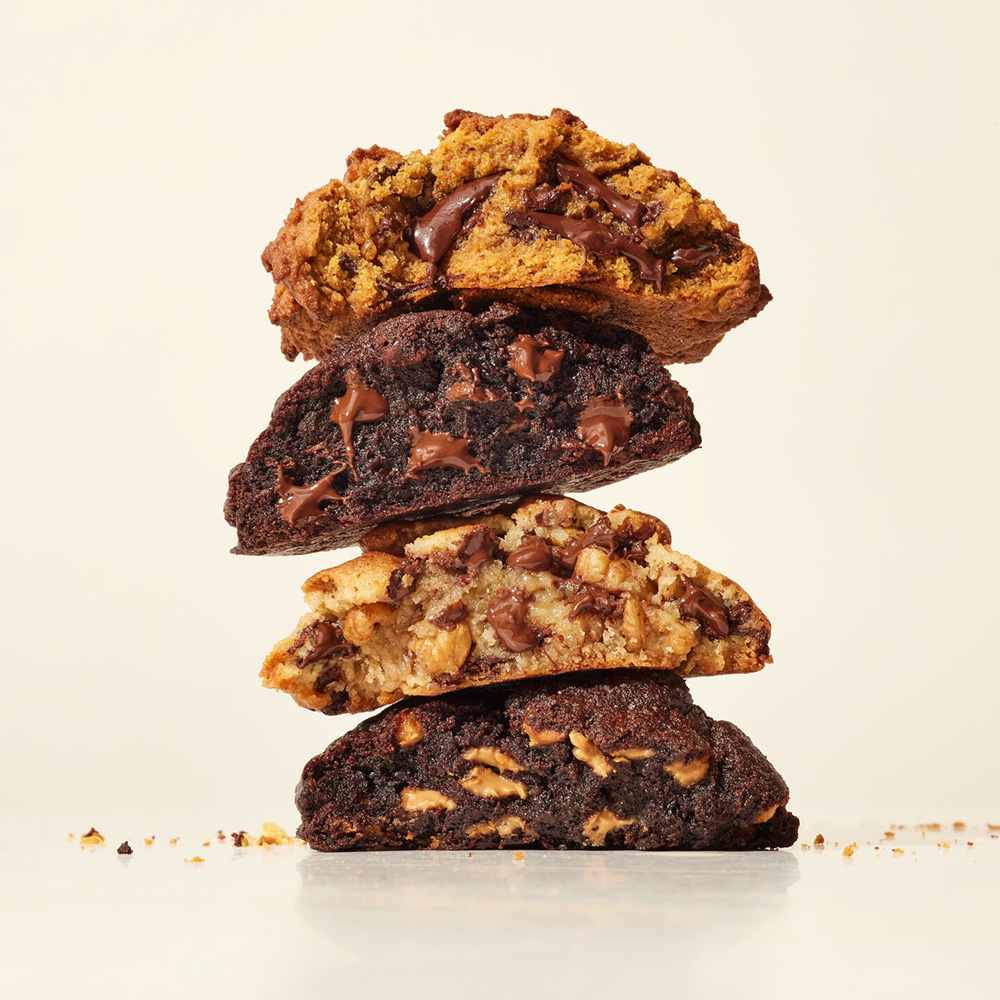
top-left (342, 602), bottom-right (395, 645)
top-left (462, 747), bottom-right (524, 773)
top-left (754, 804), bottom-right (779, 824)
top-left (465, 815), bottom-right (530, 838)
top-left (459, 766), bottom-right (528, 799)
top-left (622, 595), bottom-right (646, 652)
top-left (611, 748), bottom-right (655, 762)
top-left (569, 731), bottom-right (614, 778)
top-left (582, 810), bottom-right (635, 847)
top-left (394, 710), bottom-right (424, 747)
top-left (409, 620), bottom-right (472, 675)
top-left (400, 788), bottom-right (457, 812)
top-left (523, 722), bottom-right (566, 746)
top-left (664, 758), bottom-right (709, 787)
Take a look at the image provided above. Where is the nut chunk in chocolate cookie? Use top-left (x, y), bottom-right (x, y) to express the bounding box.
top-left (295, 671), bottom-right (798, 851)
top-left (225, 304), bottom-right (700, 555)
top-left (263, 108), bottom-right (769, 365)
top-left (261, 497), bottom-right (770, 714)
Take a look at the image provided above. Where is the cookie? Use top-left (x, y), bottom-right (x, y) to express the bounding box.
top-left (225, 304), bottom-right (700, 555)
top-left (295, 670), bottom-right (798, 851)
top-left (263, 109), bottom-right (769, 364)
top-left (261, 496), bottom-right (770, 714)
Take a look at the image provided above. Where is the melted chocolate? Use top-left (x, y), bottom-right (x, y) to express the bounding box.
top-left (487, 590), bottom-right (537, 652)
top-left (429, 601), bottom-right (468, 630)
top-left (677, 578), bottom-right (730, 638)
top-left (387, 562), bottom-right (419, 604)
top-left (445, 363), bottom-right (502, 402)
top-left (407, 429), bottom-right (487, 475)
top-left (456, 527), bottom-right (499, 573)
top-left (508, 335), bottom-right (565, 382)
top-left (504, 210), bottom-right (665, 291)
top-left (276, 466), bottom-right (347, 525)
top-left (506, 533), bottom-right (554, 572)
top-left (577, 398), bottom-right (633, 466)
top-left (564, 582), bottom-right (620, 619)
top-left (330, 371), bottom-right (389, 477)
top-left (300, 621), bottom-right (354, 666)
top-left (671, 244), bottom-right (719, 270)
top-left (412, 175), bottom-right (501, 267)
top-left (556, 161), bottom-right (644, 231)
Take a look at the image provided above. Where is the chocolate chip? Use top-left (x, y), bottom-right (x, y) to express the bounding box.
top-left (504, 209), bottom-right (665, 290)
top-left (487, 590), bottom-right (537, 652)
top-left (429, 601), bottom-right (468, 630)
top-left (330, 371), bottom-right (388, 478)
top-left (117, 841), bottom-right (132, 855)
top-left (555, 160), bottom-right (644, 231)
top-left (671, 244), bottom-right (719, 270)
top-left (506, 534), bottom-right (554, 572)
top-left (676, 578), bottom-right (730, 638)
top-left (508, 335), bottom-right (565, 382)
top-left (300, 621), bottom-right (354, 666)
top-left (456, 527), bottom-right (499, 573)
top-left (577, 398), bottom-right (633, 466)
top-left (387, 562), bottom-right (420, 604)
top-left (412, 175), bottom-right (501, 269)
top-left (406, 429), bottom-right (487, 475)
top-left (276, 466), bottom-right (347, 525)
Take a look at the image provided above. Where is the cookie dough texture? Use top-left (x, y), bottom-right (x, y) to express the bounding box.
top-left (263, 109), bottom-right (769, 364)
top-left (295, 670), bottom-right (798, 851)
top-left (225, 304), bottom-right (700, 555)
top-left (261, 496), bottom-right (771, 714)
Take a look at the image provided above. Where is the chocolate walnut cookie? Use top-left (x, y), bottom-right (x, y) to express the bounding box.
top-left (261, 497), bottom-right (770, 714)
top-left (295, 671), bottom-right (798, 851)
top-left (264, 109), bottom-right (769, 364)
top-left (225, 304), bottom-right (700, 555)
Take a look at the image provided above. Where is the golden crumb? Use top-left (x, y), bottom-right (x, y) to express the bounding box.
top-left (842, 843), bottom-right (857, 857)
top-left (512, 850), bottom-right (525, 862)
top-left (184, 856), bottom-right (205, 864)
top-left (169, 837), bottom-right (179, 845)
top-left (892, 848), bottom-right (904, 855)
top-left (216, 830), bottom-right (226, 841)
top-left (79, 828), bottom-right (105, 848)
top-left (231, 822), bottom-right (302, 848)
top-left (953, 821), bottom-right (966, 831)
top-left (967, 841), bottom-right (974, 847)
top-left (144, 838), bottom-right (154, 846)
top-left (201, 841), bottom-right (211, 847)
top-left (917, 822), bottom-right (941, 831)
top-left (937, 841), bottom-right (951, 849)
top-left (813, 833), bottom-right (825, 847)
top-left (882, 831), bottom-right (895, 839)
top-left (987, 823), bottom-right (1000, 831)
top-left (801, 843), bottom-right (811, 851)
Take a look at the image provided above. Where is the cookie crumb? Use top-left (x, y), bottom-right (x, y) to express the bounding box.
top-left (842, 843), bottom-right (857, 857)
top-left (216, 830), bottom-right (226, 841)
top-left (144, 837), bottom-right (154, 846)
top-left (882, 830), bottom-right (895, 839)
top-left (184, 856), bottom-right (205, 864)
top-left (79, 828), bottom-right (105, 847)
top-left (201, 841), bottom-right (211, 847)
top-left (512, 850), bottom-right (525, 862)
top-left (169, 837), bottom-right (179, 845)
top-left (813, 833), bottom-right (825, 847)
top-left (892, 848), bottom-right (904, 855)
top-left (117, 842), bottom-right (133, 855)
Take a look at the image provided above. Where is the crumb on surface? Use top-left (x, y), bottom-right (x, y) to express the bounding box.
top-left (169, 837), bottom-right (179, 845)
top-left (813, 833), bottom-right (825, 846)
top-left (230, 822), bottom-right (302, 848)
top-left (892, 848), bottom-right (904, 855)
top-left (842, 843), bottom-right (857, 857)
top-left (184, 856), bottom-right (205, 864)
top-left (216, 830), bottom-right (226, 841)
top-left (201, 841), bottom-right (211, 847)
top-left (512, 850), bottom-right (525, 862)
top-left (117, 842), bottom-right (132, 855)
top-left (79, 828), bottom-right (105, 847)
top-left (144, 837), bottom-right (154, 846)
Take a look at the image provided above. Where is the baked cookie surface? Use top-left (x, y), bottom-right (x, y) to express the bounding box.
top-left (264, 109), bottom-right (769, 364)
top-left (225, 304), bottom-right (700, 555)
top-left (295, 670), bottom-right (798, 851)
top-left (261, 497), bottom-right (771, 714)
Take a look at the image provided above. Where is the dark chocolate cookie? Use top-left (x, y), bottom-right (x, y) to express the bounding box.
top-left (225, 303), bottom-right (700, 554)
top-left (295, 670), bottom-right (797, 851)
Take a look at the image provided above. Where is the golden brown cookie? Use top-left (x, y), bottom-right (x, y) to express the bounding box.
top-left (263, 109), bottom-right (769, 364)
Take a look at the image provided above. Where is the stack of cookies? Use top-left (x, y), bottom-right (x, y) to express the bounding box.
top-left (226, 109), bottom-right (798, 851)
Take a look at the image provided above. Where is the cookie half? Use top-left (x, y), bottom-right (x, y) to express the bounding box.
top-left (263, 108), bottom-right (769, 364)
top-left (225, 304), bottom-right (700, 555)
top-left (295, 670), bottom-right (798, 851)
top-left (261, 496), bottom-right (770, 714)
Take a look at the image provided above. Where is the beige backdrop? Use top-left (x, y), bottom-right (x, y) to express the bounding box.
top-left (2, 0), bottom-right (997, 832)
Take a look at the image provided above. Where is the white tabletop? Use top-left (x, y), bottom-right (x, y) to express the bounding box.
top-left (3, 822), bottom-right (995, 999)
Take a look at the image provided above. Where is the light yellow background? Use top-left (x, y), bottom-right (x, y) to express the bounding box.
top-left (2, 0), bottom-right (997, 832)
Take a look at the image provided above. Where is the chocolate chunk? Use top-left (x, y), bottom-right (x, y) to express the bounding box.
top-left (276, 466), bottom-right (347, 525)
top-left (671, 244), bottom-right (719, 270)
top-left (412, 175), bottom-right (501, 267)
top-left (508, 334), bottom-right (565, 382)
top-left (504, 210), bottom-right (665, 291)
top-left (523, 184), bottom-right (568, 212)
top-left (564, 581), bottom-right (620, 619)
top-left (445, 363), bottom-right (502, 402)
top-left (551, 537), bottom-right (584, 575)
top-left (406, 429), bottom-right (487, 475)
top-left (117, 841), bottom-right (133, 855)
top-left (330, 371), bottom-right (388, 477)
top-left (487, 590), bottom-right (537, 652)
top-left (300, 621), bottom-right (354, 666)
top-left (577, 398), bottom-right (633, 466)
top-left (676, 579), bottom-right (730, 638)
top-left (506, 533), bottom-right (554, 572)
top-left (387, 562), bottom-right (419, 604)
top-left (456, 526), bottom-right (499, 573)
top-left (429, 601), bottom-right (468, 630)
top-left (578, 517), bottom-right (619, 554)
top-left (556, 160), bottom-right (644, 231)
